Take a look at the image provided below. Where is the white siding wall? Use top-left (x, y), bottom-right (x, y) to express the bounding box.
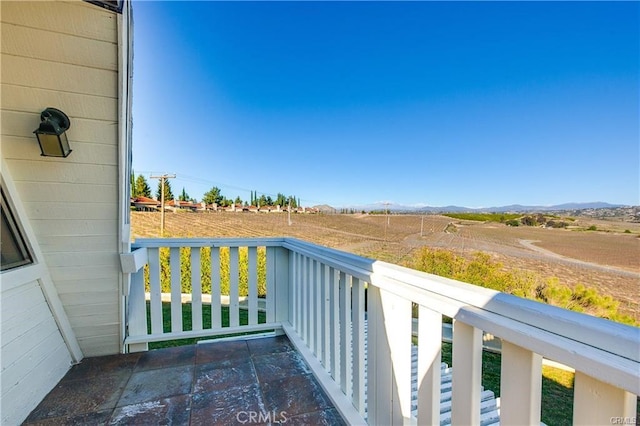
top-left (1, 278), bottom-right (72, 426)
top-left (1, 1), bottom-right (122, 356)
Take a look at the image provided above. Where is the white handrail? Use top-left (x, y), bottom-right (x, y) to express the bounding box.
top-left (127, 237), bottom-right (639, 425)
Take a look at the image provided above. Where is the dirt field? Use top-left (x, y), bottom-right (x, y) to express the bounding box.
top-left (131, 211), bottom-right (640, 321)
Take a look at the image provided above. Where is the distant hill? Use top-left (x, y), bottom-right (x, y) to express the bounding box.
top-left (313, 204), bottom-right (338, 214)
top-left (344, 201), bottom-right (626, 213)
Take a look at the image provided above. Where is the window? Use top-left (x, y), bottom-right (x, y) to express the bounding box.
top-left (1, 188), bottom-right (33, 271)
top-left (83, 0), bottom-right (123, 13)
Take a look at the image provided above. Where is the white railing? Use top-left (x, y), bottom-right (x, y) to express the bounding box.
top-left (123, 237), bottom-right (639, 425)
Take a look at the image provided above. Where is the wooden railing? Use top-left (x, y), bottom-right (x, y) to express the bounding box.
top-left (123, 237), bottom-right (639, 425)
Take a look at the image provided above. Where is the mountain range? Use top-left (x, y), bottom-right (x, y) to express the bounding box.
top-left (334, 202), bottom-right (627, 213)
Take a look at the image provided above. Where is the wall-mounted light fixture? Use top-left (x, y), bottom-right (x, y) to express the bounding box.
top-left (33, 107), bottom-right (72, 158)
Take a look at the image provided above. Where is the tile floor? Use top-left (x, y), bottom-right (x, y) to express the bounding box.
top-left (23, 335), bottom-right (345, 425)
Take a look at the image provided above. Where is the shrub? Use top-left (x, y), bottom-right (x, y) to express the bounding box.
top-left (409, 248), bottom-right (636, 325)
top-left (145, 246), bottom-right (268, 297)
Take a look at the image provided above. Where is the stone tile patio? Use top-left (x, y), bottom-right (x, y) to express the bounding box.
top-left (23, 335), bottom-right (345, 425)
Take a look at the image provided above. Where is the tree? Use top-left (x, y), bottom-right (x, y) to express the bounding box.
top-left (178, 187), bottom-right (190, 202)
top-left (202, 186), bottom-right (223, 206)
top-left (156, 179), bottom-right (174, 201)
top-left (235, 196), bottom-right (242, 205)
top-left (133, 175), bottom-right (151, 198)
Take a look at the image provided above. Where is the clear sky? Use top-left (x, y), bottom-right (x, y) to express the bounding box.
top-left (131, 1), bottom-right (639, 209)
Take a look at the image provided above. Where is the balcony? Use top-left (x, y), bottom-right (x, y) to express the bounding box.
top-left (31, 237), bottom-right (640, 424)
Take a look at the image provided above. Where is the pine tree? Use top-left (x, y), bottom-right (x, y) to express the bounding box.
top-left (133, 175), bottom-right (151, 198)
top-left (156, 179), bottom-right (174, 201)
top-left (178, 187), bottom-right (190, 202)
top-left (202, 186), bottom-right (223, 205)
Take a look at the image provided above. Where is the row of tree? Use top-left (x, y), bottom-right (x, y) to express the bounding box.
top-left (131, 174), bottom-right (301, 208)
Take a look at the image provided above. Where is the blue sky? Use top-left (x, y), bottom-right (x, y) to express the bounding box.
top-left (131, 1), bottom-right (639, 208)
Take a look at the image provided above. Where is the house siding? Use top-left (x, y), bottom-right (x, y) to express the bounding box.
top-left (1, 0), bottom-right (122, 359)
top-left (1, 279), bottom-right (72, 426)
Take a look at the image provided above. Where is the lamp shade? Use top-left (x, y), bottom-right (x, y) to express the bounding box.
top-left (33, 108), bottom-right (72, 157)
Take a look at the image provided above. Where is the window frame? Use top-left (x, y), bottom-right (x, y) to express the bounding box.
top-left (1, 187), bottom-right (33, 272)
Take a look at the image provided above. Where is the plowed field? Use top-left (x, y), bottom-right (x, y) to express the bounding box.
top-left (132, 212), bottom-right (640, 321)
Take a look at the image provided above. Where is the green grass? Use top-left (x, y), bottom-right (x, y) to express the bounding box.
top-left (146, 301), bottom-right (268, 349)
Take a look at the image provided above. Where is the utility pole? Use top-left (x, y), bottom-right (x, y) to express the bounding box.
top-left (151, 173), bottom-right (176, 236)
top-left (383, 202), bottom-right (390, 243)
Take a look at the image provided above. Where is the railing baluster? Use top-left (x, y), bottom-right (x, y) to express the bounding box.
top-left (274, 246), bottom-right (290, 323)
top-left (329, 266), bottom-right (339, 383)
top-left (305, 256), bottom-right (312, 345)
top-left (451, 320), bottom-right (482, 425)
top-left (313, 259), bottom-right (321, 355)
top-left (248, 246), bottom-right (258, 325)
top-left (148, 247), bottom-right (163, 334)
top-left (191, 247), bottom-right (202, 332)
top-left (210, 246), bottom-right (221, 329)
top-left (320, 263), bottom-right (329, 368)
top-left (573, 371), bottom-right (636, 425)
top-left (299, 254), bottom-right (307, 338)
top-left (308, 259), bottom-right (316, 354)
top-left (294, 252), bottom-right (301, 334)
top-left (266, 246), bottom-right (276, 323)
top-left (170, 247), bottom-right (182, 333)
top-left (417, 305), bottom-right (442, 425)
top-left (500, 341), bottom-right (542, 425)
top-left (229, 247), bottom-right (240, 327)
top-left (339, 272), bottom-right (352, 398)
top-left (351, 277), bottom-right (366, 416)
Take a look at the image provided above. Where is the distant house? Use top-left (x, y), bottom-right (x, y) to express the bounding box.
top-left (131, 196), bottom-right (160, 211)
top-left (166, 199), bottom-right (197, 212)
top-left (197, 201), bottom-right (217, 212)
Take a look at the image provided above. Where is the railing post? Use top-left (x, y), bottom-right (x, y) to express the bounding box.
top-left (367, 285), bottom-right (389, 425)
top-left (127, 267), bottom-right (148, 352)
top-left (573, 371), bottom-right (637, 425)
top-left (417, 305), bottom-right (442, 425)
top-left (500, 341), bottom-right (542, 425)
top-left (367, 285), bottom-right (412, 424)
top-left (451, 320), bottom-right (482, 425)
